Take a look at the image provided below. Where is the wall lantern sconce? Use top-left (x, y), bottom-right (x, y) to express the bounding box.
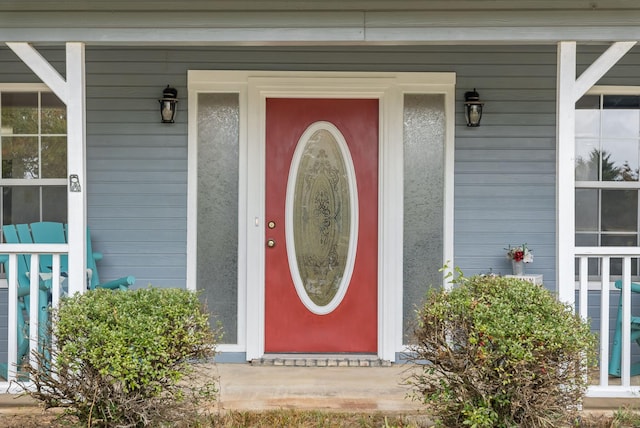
top-left (159, 85), bottom-right (178, 123)
top-left (464, 89), bottom-right (484, 127)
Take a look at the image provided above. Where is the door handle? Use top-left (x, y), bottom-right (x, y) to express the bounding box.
top-left (267, 239), bottom-right (276, 248)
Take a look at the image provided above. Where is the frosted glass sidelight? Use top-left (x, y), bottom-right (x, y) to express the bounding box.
top-left (287, 122), bottom-right (357, 315)
top-left (196, 93), bottom-right (239, 343)
top-left (403, 94), bottom-right (445, 343)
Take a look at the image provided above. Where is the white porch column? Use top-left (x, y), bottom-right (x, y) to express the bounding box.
top-left (556, 41), bottom-right (577, 305)
top-left (556, 41), bottom-right (636, 305)
top-left (65, 43), bottom-right (88, 296)
top-left (6, 42), bottom-right (87, 295)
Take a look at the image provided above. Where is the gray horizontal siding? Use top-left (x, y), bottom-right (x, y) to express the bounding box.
top-left (0, 44), bottom-right (639, 293)
top-left (0, 42), bottom-right (638, 359)
top-left (448, 45), bottom-right (558, 288)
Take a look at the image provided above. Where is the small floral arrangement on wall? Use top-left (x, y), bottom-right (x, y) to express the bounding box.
top-left (506, 244), bottom-right (533, 263)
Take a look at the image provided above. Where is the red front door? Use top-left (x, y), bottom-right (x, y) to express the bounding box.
top-left (264, 98), bottom-right (379, 353)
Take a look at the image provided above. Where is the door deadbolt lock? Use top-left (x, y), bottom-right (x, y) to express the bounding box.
top-left (268, 221), bottom-right (276, 229)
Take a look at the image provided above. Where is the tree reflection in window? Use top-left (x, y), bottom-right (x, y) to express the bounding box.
top-left (0, 90), bottom-right (67, 227)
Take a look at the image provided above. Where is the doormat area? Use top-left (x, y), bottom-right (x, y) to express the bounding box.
top-left (251, 355), bottom-right (392, 367)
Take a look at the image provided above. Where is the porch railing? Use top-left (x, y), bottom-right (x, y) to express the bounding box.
top-left (576, 247), bottom-right (640, 398)
top-left (0, 244), bottom-right (68, 393)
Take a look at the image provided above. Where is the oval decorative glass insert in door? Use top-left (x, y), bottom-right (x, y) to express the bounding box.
top-left (286, 121), bottom-right (358, 315)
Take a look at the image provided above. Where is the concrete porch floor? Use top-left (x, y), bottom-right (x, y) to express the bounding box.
top-left (215, 363), bottom-right (423, 412)
top-left (214, 363), bottom-right (639, 413)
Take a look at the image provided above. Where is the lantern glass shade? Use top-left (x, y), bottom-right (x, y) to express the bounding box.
top-left (465, 103), bottom-right (483, 127)
top-left (464, 89), bottom-right (484, 127)
top-left (159, 85), bottom-right (178, 123)
top-left (160, 100), bottom-right (177, 123)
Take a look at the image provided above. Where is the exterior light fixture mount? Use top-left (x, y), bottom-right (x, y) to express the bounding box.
top-left (159, 85), bottom-right (178, 123)
top-left (464, 89), bottom-right (484, 127)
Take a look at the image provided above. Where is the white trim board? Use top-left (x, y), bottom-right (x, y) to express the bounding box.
top-left (187, 70), bottom-right (456, 361)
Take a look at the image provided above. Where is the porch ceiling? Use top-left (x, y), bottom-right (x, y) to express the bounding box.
top-left (1, 1), bottom-right (640, 45)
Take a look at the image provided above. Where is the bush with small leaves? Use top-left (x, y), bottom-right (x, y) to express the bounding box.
top-left (21, 287), bottom-right (220, 427)
top-left (408, 272), bottom-right (597, 428)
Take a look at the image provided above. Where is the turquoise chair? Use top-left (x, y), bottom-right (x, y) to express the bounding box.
top-left (29, 222), bottom-right (68, 276)
top-left (28, 222), bottom-right (134, 291)
top-left (84, 228), bottom-right (134, 291)
top-left (609, 279), bottom-right (640, 377)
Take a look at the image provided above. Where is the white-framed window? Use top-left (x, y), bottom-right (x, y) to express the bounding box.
top-left (575, 87), bottom-right (640, 276)
top-left (0, 84), bottom-right (67, 230)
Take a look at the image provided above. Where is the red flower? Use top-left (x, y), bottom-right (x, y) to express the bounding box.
top-left (506, 244), bottom-right (533, 263)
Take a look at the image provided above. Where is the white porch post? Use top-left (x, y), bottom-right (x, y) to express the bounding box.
top-left (65, 43), bottom-right (88, 296)
top-left (6, 42), bottom-right (87, 295)
top-left (556, 41), bottom-right (636, 305)
top-left (556, 41), bottom-right (577, 305)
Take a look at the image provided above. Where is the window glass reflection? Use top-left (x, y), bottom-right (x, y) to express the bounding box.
top-left (603, 95), bottom-right (640, 109)
top-left (602, 234), bottom-right (637, 247)
top-left (2, 186), bottom-right (40, 225)
top-left (41, 93), bottom-right (66, 134)
top-left (0, 90), bottom-right (67, 228)
top-left (601, 138), bottom-right (639, 181)
top-left (575, 189), bottom-right (598, 231)
top-left (42, 186), bottom-right (67, 223)
top-left (2, 136), bottom-right (39, 178)
top-left (601, 190), bottom-right (637, 232)
top-left (1, 93), bottom-right (38, 134)
top-left (575, 94), bottom-right (640, 280)
top-left (575, 109), bottom-right (600, 138)
top-left (41, 137), bottom-right (67, 178)
top-left (602, 110), bottom-right (639, 139)
top-left (575, 138), bottom-right (600, 180)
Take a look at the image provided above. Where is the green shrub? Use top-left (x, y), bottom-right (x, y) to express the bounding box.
top-left (408, 273), bottom-right (597, 428)
top-left (22, 287), bottom-right (220, 427)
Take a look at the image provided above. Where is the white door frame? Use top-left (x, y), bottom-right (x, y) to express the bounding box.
top-left (188, 70), bottom-right (455, 361)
